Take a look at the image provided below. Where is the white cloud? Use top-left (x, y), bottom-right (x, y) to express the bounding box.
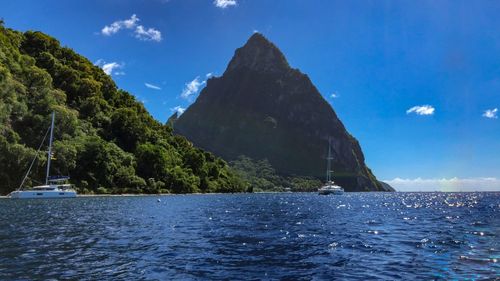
top-left (171, 106), bottom-right (186, 115)
top-left (181, 76), bottom-right (206, 99)
top-left (94, 59), bottom-right (124, 76)
top-left (101, 14), bottom-right (162, 42)
top-left (482, 108), bottom-right (498, 119)
top-left (406, 105), bottom-right (435, 116)
top-left (101, 14), bottom-right (139, 36)
top-left (206, 72), bottom-right (213, 78)
top-left (214, 0), bottom-right (237, 8)
top-left (145, 83), bottom-right (161, 90)
top-left (331, 92), bottom-right (339, 98)
top-left (102, 63), bottom-right (121, 75)
top-left (134, 25), bottom-right (162, 42)
top-left (384, 177), bottom-right (500, 192)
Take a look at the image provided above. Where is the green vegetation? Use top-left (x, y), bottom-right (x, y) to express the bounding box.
top-left (230, 156), bottom-right (321, 192)
top-left (0, 24), bottom-right (246, 195)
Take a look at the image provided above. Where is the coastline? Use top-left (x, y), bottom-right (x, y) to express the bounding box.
top-left (0, 192), bottom-right (254, 198)
top-left (3, 191), bottom-right (496, 198)
top-left (0, 192), bottom-right (296, 198)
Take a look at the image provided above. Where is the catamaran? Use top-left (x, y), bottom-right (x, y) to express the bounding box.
top-left (318, 138), bottom-right (344, 195)
top-left (9, 112), bottom-right (77, 199)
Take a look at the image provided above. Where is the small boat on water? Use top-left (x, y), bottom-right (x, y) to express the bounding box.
top-left (9, 112), bottom-right (77, 199)
top-left (318, 181), bottom-right (344, 195)
top-left (318, 138), bottom-right (344, 195)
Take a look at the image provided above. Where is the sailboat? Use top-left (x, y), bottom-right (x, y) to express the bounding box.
top-left (318, 138), bottom-right (344, 195)
top-left (9, 112), bottom-right (77, 199)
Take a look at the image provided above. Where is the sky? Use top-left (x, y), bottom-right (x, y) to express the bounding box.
top-left (2, 0), bottom-right (500, 191)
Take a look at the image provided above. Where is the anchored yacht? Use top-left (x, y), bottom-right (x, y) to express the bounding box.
top-left (318, 138), bottom-right (344, 195)
top-left (9, 112), bottom-right (77, 199)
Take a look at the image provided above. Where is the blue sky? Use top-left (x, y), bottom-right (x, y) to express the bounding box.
top-left (3, 0), bottom-right (500, 191)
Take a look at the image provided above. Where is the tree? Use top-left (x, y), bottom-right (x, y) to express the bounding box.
top-left (135, 143), bottom-right (180, 181)
top-left (0, 23), bottom-right (247, 195)
top-left (109, 108), bottom-right (147, 152)
top-left (167, 166), bottom-right (200, 194)
top-left (71, 136), bottom-right (145, 192)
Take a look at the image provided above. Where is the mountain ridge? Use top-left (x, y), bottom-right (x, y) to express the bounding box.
top-left (174, 33), bottom-right (393, 192)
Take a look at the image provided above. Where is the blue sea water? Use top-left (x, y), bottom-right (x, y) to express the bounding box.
top-left (0, 192), bottom-right (498, 280)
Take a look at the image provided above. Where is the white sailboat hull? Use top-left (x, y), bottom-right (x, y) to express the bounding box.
top-left (318, 185), bottom-right (344, 195)
top-left (9, 190), bottom-right (77, 199)
top-left (9, 186), bottom-right (77, 199)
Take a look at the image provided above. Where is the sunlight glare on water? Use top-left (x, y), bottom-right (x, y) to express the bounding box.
top-left (0, 192), bottom-right (498, 280)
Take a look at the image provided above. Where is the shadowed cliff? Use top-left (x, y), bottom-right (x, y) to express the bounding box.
top-left (174, 33), bottom-right (393, 191)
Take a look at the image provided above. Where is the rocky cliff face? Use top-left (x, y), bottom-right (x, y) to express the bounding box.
top-left (174, 33), bottom-right (393, 191)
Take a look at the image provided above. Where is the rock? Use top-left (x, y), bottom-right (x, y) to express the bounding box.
top-left (174, 33), bottom-right (393, 192)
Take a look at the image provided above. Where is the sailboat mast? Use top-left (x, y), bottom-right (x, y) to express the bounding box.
top-left (45, 112), bottom-right (55, 185)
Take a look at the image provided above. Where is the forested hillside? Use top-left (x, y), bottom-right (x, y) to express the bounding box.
top-left (0, 22), bottom-right (247, 195)
top-left (230, 156), bottom-right (322, 192)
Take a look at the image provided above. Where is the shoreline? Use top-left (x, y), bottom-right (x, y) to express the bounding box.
top-left (0, 192), bottom-right (251, 198)
top-left (1, 191), bottom-right (498, 198)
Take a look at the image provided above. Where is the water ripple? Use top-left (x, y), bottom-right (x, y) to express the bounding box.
top-left (0, 192), bottom-right (498, 280)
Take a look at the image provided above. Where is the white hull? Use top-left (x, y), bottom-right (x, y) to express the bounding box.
top-left (318, 189), bottom-right (344, 195)
top-left (9, 190), bottom-right (77, 199)
top-left (318, 185), bottom-right (344, 195)
top-left (9, 184), bottom-right (77, 199)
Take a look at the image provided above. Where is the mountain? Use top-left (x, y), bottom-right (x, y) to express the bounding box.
top-left (174, 33), bottom-right (393, 192)
top-left (0, 23), bottom-right (247, 195)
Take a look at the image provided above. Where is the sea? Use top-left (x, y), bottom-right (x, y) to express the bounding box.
top-left (0, 192), bottom-right (498, 280)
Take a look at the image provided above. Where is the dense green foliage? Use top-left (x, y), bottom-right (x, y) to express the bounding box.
top-left (230, 156), bottom-right (321, 192)
top-left (0, 23), bottom-right (247, 195)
